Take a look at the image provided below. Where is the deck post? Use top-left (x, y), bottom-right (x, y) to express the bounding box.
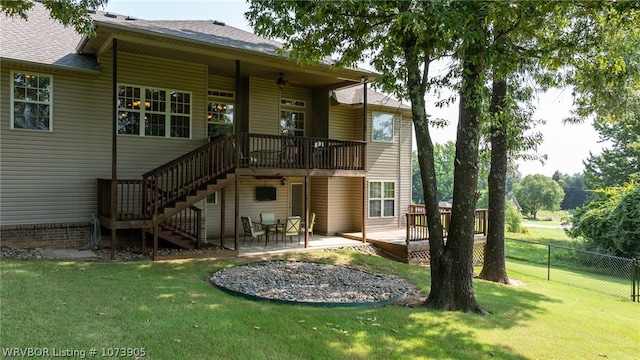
top-left (220, 187), bottom-right (226, 248)
top-left (141, 229), bottom-right (147, 254)
top-left (110, 180), bottom-right (117, 260)
top-left (362, 177), bottom-right (367, 243)
top-left (234, 175), bottom-right (240, 251)
top-left (110, 38), bottom-right (118, 261)
top-left (304, 176), bottom-right (310, 248)
top-left (362, 79), bottom-right (368, 171)
top-left (405, 214), bottom-right (410, 244)
top-left (361, 79), bottom-right (367, 243)
top-left (152, 224), bottom-right (158, 260)
top-left (196, 208), bottom-right (202, 249)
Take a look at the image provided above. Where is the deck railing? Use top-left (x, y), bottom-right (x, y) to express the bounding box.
top-left (98, 134), bottom-right (365, 224)
top-left (142, 136), bottom-right (235, 212)
top-left (162, 205), bottom-right (203, 249)
top-left (237, 133), bottom-right (365, 171)
top-left (97, 178), bottom-right (154, 221)
top-left (406, 204), bottom-right (488, 243)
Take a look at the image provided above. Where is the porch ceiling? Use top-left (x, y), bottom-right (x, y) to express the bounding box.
top-left (82, 26), bottom-right (374, 89)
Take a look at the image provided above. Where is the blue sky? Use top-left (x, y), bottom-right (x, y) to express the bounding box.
top-left (103, 0), bottom-right (605, 177)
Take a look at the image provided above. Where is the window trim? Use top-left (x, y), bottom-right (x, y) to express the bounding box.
top-left (207, 89), bottom-right (235, 138)
top-left (10, 71), bottom-right (53, 132)
top-left (280, 98), bottom-right (306, 137)
top-left (368, 180), bottom-right (396, 218)
top-left (206, 191), bottom-right (218, 204)
top-left (117, 83), bottom-right (192, 139)
top-left (371, 111), bottom-right (394, 143)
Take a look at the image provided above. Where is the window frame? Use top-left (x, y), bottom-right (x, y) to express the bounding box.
top-left (207, 89), bottom-right (235, 139)
top-left (117, 83), bottom-right (192, 139)
top-left (368, 180), bottom-right (396, 218)
top-left (280, 98), bottom-right (306, 137)
top-left (10, 71), bottom-right (53, 132)
top-left (371, 111), bottom-right (394, 142)
top-left (206, 191), bottom-right (218, 204)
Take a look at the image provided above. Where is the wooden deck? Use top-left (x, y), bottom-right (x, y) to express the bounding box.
top-left (96, 134), bottom-right (366, 259)
top-left (339, 229), bottom-right (487, 264)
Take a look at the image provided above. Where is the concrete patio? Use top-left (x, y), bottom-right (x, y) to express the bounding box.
top-left (234, 229), bottom-right (407, 257)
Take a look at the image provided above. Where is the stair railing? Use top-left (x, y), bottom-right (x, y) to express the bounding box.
top-left (161, 205), bottom-right (203, 249)
top-left (142, 136), bottom-right (235, 214)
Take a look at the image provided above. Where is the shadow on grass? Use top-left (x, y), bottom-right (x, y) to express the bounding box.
top-left (0, 253), bottom-right (558, 360)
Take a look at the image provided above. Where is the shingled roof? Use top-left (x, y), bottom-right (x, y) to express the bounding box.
top-left (1, 1), bottom-right (339, 71)
top-left (87, 11), bottom-right (289, 61)
top-left (332, 85), bottom-right (411, 111)
top-left (0, 2), bottom-right (99, 71)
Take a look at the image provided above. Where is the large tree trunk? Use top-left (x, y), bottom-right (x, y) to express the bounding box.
top-left (424, 29), bottom-right (487, 314)
top-left (401, 32), bottom-right (445, 275)
top-left (479, 76), bottom-right (510, 284)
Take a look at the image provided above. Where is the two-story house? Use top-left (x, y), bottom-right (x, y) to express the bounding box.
top-left (0, 2), bottom-right (413, 258)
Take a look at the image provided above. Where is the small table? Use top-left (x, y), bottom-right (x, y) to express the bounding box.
top-left (256, 220), bottom-right (283, 245)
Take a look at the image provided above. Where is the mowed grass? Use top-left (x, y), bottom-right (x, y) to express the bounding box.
top-left (1, 251), bottom-right (638, 360)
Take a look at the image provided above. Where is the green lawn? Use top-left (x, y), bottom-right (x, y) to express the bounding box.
top-left (1, 252), bottom-right (638, 360)
top-left (524, 210), bottom-right (571, 226)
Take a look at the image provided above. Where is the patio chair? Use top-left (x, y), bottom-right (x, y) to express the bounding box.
top-left (260, 212), bottom-right (277, 240)
top-left (277, 216), bottom-right (301, 245)
top-left (305, 212), bottom-right (316, 240)
top-left (241, 216), bottom-right (266, 246)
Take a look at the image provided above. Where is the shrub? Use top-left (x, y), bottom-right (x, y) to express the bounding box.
top-left (569, 182), bottom-right (640, 259)
top-left (506, 201), bottom-right (526, 233)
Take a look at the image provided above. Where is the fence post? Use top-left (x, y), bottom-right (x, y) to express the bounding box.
top-left (633, 259), bottom-right (639, 302)
top-left (547, 245), bottom-right (551, 281)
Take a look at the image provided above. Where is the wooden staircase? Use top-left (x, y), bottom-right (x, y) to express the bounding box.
top-left (141, 136), bottom-right (236, 250)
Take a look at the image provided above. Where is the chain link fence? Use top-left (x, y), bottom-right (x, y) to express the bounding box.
top-left (502, 238), bottom-right (640, 301)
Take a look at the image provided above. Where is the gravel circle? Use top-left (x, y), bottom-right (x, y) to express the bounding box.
top-left (210, 260), bottom-right (415, 306)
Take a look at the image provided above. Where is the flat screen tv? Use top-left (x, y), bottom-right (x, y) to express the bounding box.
top-left (256, 186), bottom-right (277, 201)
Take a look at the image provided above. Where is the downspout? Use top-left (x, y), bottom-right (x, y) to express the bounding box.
top-left (362, 79), bottom-right (367, 243)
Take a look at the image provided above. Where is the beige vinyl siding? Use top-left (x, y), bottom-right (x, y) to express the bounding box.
top-left (399, 115), bottom-right (413, 220)
top-left (205, 177), bottom-right (291, 238)
top-left (310, 177), bottom-right (329, 234)
top-left (248, 78), bottom-right (279, 134)
top-left (0, 65), bottom-right (112, 225)
top-left (249, 78), bottom-right (312, 136)
top-left (208, 75), bottom-right (235, 92)
top-left (366, 109), bottom-right (403, 231)
top-left (280, 84), bottom-right (312, 137)
top-left (327, 177), bottom-right (361, 233)
top-left (0, 51), bottom-right (210, 226)
top-left (102, 51), bottom-right (208, 178)
top-left (329, 106), bottom-right (360, 141)
top-left (310, 87), bottom-right (329, 138)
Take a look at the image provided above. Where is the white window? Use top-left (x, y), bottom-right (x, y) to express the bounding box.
top-left (207, 90), bottom-right (234, 139)
top-left (206, 192), bottom-right (218, 204)
top-left (372, 112), bottom-right (394, 142)
top-left (11, 71), bottom-right (52, 131)
top-left (280, 98), bottom-right (305, 136)
top-left (117, 84), bottom-right (191, 138)
top-left (369, 181), bottom-right (395, 218)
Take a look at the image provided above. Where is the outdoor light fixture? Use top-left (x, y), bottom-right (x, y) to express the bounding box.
top-left (276, 73), bottom-right (288, 89)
